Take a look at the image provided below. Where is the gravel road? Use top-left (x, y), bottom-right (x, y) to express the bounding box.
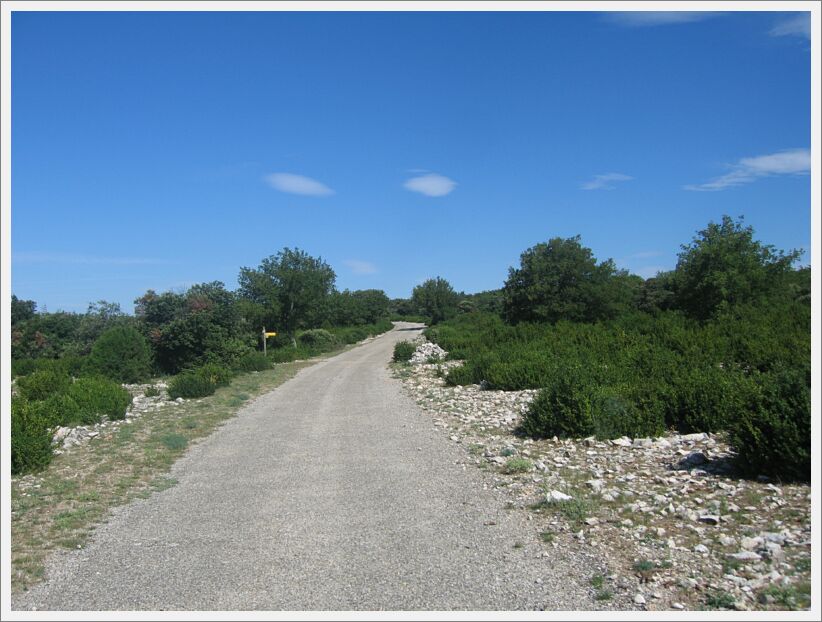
top-left (15, 323), bottom-right (603, 611)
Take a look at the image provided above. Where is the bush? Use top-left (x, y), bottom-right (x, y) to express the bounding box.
top-left (393, 341), bottom-right (415, 362)
top-left (590, 385), bottom-right (665, 440)
top-left (33, 393), bottom-right (84, 427)
top-left (195, 363), bottom-right (234, 387)
top-left (88, 325), bottom-right (152, 383)
top-left (519, 374), bottom-right (594, 438)
top-left (298, 329), bottom-right (338, 351)
top-left (728, 366), bottom-right (810, 482)
top-left (66, 376), bottom-right (132, 422)
top-left (11, 398), bottom-right (54, 475)
top-left (234, 351), bottom-right (271, 372)
top-left (15, 369), bottom-right (71, 402)
top-left (168, 371), bottom-right (215, 399)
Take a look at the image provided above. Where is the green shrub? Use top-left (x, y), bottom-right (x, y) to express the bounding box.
top-left (144, 385), bottom-right (161, 397)
top-left (66, 376), bottom-right (132, 422)
top-left (520, 374), bottom-right (594, 438)
top-left (87, 325), bottom-right (152, 383)
top-left (167, 363), bottom-right (235, 401)
top-left (667, 366), bottom-right (760, 433)
top-left (15, 369), bottom-right (71, 402)
top-left (11, 398), bottom-right (54, 475)
top-left (298, 329), bottom-right (338, 351)
top-left (503, 457), bottom-right (532, 474)
top-left (234, 351), bottom-right (271, 372)
top-left (195, 363), bottom-right (234, 387)
top-left (590, 385), bottom-right (665, 440)
top-left (33, 393), bottom-right (84, 427)
top-left (393, 341), bottom-right (416, 362)
top-left (728, 366), bottom-right (810, 482)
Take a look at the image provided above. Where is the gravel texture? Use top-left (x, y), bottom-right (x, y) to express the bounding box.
top-left (14, 323), bottom-right (610, 612)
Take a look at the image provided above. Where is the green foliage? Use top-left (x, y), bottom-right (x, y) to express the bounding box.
top-left (239, 248), bottom-right (336, 343)
top-left (167, 371), bottom-right (217, 399)
top-left (520, 374), bottom-right (594, 438)
top-left (160, 433), bottom-right (188, 451)
top-left (502, 235), bottom-right (633, 324)
top-left (298, 329), bottom-right (339, 351)
top-left (194, 363), bottom-right (234, 388)
top-left (673, 215), bottom-right (801, 321)
top-left (66, 377), bottom-right (132, 422)
top-left (33, 393), bottom-right (84, 426)
top-left (728, 365), bottom-right (810, 482)
top-left (135, 282), bottom-right (250, 373)
top-left (412, 277), bottom-right (459, 324)
top-left (393, 341), bottom-right (416, 362)
top-left (144, 385), bottom-right (161, 397)
top-left (11, 295), bottom-right (37, 325)
top-left (11, 398), bottom-right (54, 475)
top-left (234, 351), bottom-right (271, 372)
top-left (328, 289), bottom-right (390, 326)
top-left (16, 369), bottom-right (72, 402)
top-left (88, 325), bottom-right (152, 383)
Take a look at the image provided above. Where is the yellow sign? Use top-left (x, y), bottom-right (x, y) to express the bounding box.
top-left (264, 332), bottom-right (277, 337)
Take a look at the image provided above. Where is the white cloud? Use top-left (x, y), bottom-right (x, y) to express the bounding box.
top-left (606, 12), bottom-right (720, 27)
top-left (344, 259), bottom-right (377, 275)
top-left (684, 148), bottom-right (810, 192)
top-left (770, 14), bottom-right (810, 39)
top-left (581, 172), bottom-right (633, 191)
top-left (264, 172), bottom-right (334, 196)
top-left (13, 252), bottom-right (164, 265)
top-left (403, 173), bottom-right (457, 197)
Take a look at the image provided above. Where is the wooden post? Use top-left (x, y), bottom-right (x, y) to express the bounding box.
top-left (262, 326), bottom-right (267, 357)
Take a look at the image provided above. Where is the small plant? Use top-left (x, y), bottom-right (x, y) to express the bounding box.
top-left (393, 341), bottom-right (415, 363)
top-left (539, 531), bottom-right (554, 543)
top-left (160, 433), bottom-right (187, 451)
top-left (590, 574), bottom-right (604, 589)
top-left (501, 447), bottom-right (516, 457)
top-left (705, 590), bottom-right (736, 610)
top-left (513, 542), bottom-right (524, 549)
top-left (144, 385), bottom-right (161, 397)
top-left (502, 457), bottom-right (532, 474)
top-left (595, 589), bottom-right (613, 601)
top-left (554, 496), bottom-right (596, 527)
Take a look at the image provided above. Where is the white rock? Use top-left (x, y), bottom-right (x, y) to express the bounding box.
top-left (693, 544), bottom-right (709, 554)
top-left (633, 593), bottom-right (646, 605)
top-left (728, 551), bottom-right (762, 562)
top-left (586, 479), bottom-right (605, 493)
top-left (546, 490), bottom-right (572, 503)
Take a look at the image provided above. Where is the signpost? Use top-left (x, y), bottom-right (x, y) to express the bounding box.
top-left (262, 328), bottom-right (277, 356)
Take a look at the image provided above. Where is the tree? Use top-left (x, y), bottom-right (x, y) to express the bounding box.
top-left (238, 248), bottom-right (336, 346)
top-left (11, 295), bottom-right (36, 326)
top-left (412, 277), bottom-right (459, 324)
top-left (502, 236), bottom-right (624, 324)
top-left (673, 215), bottom-right (801, 321)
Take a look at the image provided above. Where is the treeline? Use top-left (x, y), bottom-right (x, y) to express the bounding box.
top-left (421, 216), bottom-right (811, 481)
top-left (11, 248), bottom-right (397, 474)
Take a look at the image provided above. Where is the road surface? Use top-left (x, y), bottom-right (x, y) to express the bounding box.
top-left (15, 323), bottom-right (600, 611)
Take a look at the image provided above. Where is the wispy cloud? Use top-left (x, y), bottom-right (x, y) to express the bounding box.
top-left (13, 252), bottom-right (165, 265)
top-left (606, 12), bottom-right (720, 27)
top-left (343, 259), bottom-right (378, 275)
top-left (403, 173), bottom-right (457, 197)
top-left (770, 13), bottom-right (811, 39)
top-left (264, 172), bottom-right (334, 196)
top-left (581, 172), bottom-right (633, 191)
top-left (684, 148), bottom-right (810, 192)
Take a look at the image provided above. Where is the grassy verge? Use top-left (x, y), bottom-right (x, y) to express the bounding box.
top-left (10, 358), bottom-right (319, 593)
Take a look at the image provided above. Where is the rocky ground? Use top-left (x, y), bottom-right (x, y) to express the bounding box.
top-left (50, 383), bottom-right (186, 453)
top-left (394, 339), bottom-right (813, 612)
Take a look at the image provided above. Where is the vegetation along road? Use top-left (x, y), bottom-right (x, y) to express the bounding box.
top-left (14, 323), bottom-right (605, 611)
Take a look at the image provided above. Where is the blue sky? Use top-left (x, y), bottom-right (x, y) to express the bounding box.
top-left (11, 10), bottom-right (812, 312)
